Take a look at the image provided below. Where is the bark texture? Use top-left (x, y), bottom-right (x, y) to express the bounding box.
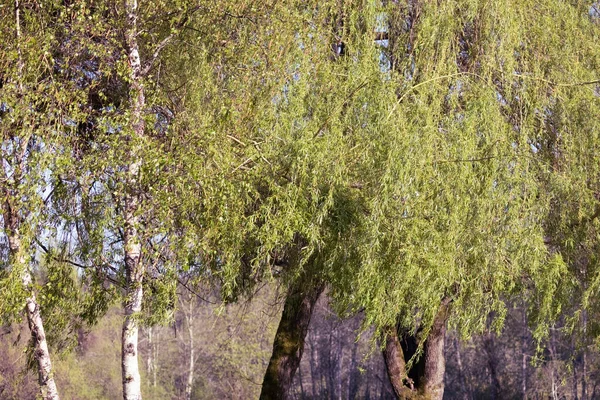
top-left (122, 0), bottom-right (146, 398)
top-left (185, 299), bottom-right (195, 400)
top-left (260, 272), bottom-right (324, 400)
top-left (2, 204), bottom-right (60, 400)
top-left (122, 276), bottom-right (143, 400)
top-left (9, 235), bottom-right (60, 400)
top-left (420, 303), bottom-right (448, 400)
top-left (383, 325), bottom-right (415, 399)
top-left (383, 300), bottom-right (450, 400)
top-left (23, 270), bottom-right (61, 400)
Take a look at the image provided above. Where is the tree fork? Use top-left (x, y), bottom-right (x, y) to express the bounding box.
top-left (383, 299), bottom-right (450, 400)
top-left (383, 324), bottom-right (415, 399)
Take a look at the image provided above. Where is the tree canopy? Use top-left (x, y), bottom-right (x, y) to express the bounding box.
top-left (1, 1), bottom-right (600, 399)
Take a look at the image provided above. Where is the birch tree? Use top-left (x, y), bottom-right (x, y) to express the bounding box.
top-left (0, 1), bottom-right (95, 398)
top-left (67, 2), bottom-right (342, 398)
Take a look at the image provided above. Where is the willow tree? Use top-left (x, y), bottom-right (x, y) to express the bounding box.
top-left (249, 0), bottom-right (558, 397)
top-left (152, 4), bottom-right (370, 397)
top-left (323, 0), bottom-right (597, 399)
top-left (246, 2), bottom-right (403, 397)
top-left (526, 3), bottom-right (600, 397)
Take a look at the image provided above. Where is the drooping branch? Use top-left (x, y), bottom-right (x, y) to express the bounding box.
top-left (140, 5), bottom-right (203, 77)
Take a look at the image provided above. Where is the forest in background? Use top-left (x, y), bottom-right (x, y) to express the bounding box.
top-left (1, 0), bottom-right (600, 399)
top-left (2, 286), bottom-right (600, 399)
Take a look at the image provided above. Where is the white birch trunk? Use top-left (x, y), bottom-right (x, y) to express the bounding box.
top-left (122, 275), bottom-right (143, 400)
top-left (121, 170), bottom-right (143, 400)
top-left (3, 3), bottom-right (59, 398)
top-left (185, 302), bottom-right (195, 400)
top-left (23, 269), bottom-right (61, 400)
top-left (122, 0), bottom-right (146, 398)
top-left (121, 151), bottom-right (144, 400)
top-left (145, 327), bottom-right (152, 388)
top-left (5, 232), bottom-right (60, 400)
top-left (153, 330), bottom-right (158, 388)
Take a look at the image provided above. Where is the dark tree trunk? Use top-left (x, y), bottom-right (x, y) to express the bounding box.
top-left (260, 271), bottom-right (324, 400)
top-left (420, 305), bottom-right (447, 400)
top-left (383, 325), bottom-right (414, 399)
top-left (383, 300), bottom-right (449, 400)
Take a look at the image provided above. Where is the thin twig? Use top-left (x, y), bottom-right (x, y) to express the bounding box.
top-left (35, 238), bottom-right (122, 287)
top-left (313, 80), bottom-right (369, 138)
top-left (141, 33), bottom-right (177, 77)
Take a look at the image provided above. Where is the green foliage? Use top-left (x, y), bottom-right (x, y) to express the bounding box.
top-left (323, 0), bottom-right (600, 344)
top-left (38, 257), bottom-right (84, 353)
top-left (1, 0), bottom-right (599, 393)
top-left (0, 0), bottom-right (95, 322)
top-left (0, 267), bottom-right (27, 324)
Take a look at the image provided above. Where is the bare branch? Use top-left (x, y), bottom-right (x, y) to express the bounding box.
top-left (141, 33), bottom-right (176, 77)
top-left (35, 238), bottom-right (122, 287)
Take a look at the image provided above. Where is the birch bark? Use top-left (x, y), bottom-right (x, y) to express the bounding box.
top-left (122, 0), bottom-right (146, 398)
top-left (185, 299), bottom-right (195, 400)
top-left (4, 227), bottom-right (60, 400)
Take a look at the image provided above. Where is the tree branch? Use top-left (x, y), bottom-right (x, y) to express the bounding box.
top-left (35, 238), bottom-right (122, 287)
top-left (141, 33), bottom-right (176, 77)
top-left (140, 5), bottom-right (204, 77)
